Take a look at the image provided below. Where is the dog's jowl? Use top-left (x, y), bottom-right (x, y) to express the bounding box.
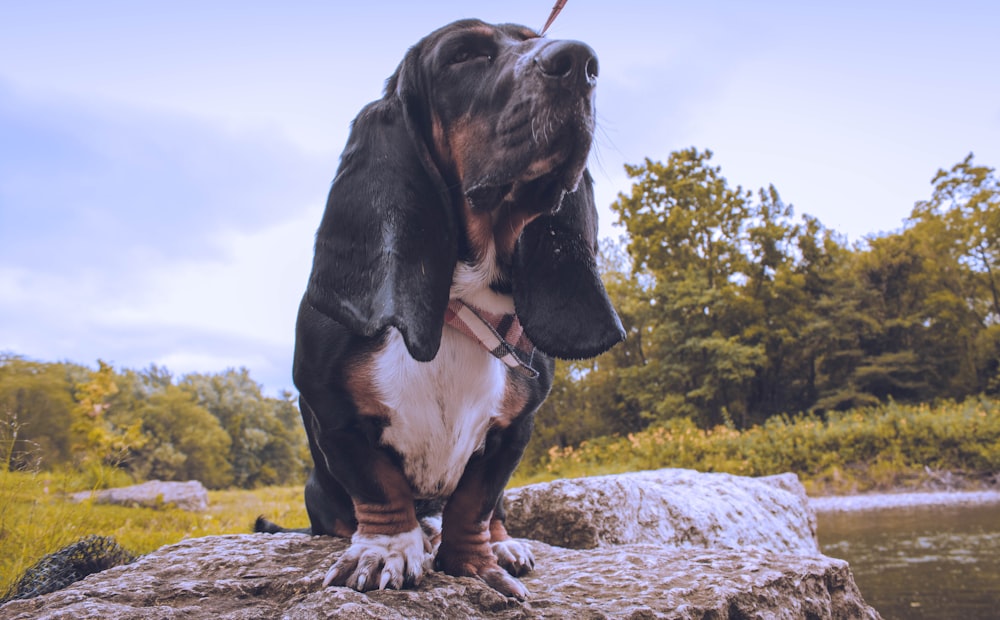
top-left (256, 19), bottom-right (624, 600)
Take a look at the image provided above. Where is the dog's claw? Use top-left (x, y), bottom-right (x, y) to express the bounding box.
top-left (481, 566), bottom-right (530, 600)
top-left (491, 539), bottom-right (535, 577)
top-left (322, 563), bottom-right (343, 588)
top-left (438, 541), bottom-right (532, 600)
top-left (322, 527), bottom-right (428, 592)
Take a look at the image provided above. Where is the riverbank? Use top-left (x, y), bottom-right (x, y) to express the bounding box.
top-left (811, 489), bottom-right (1000, 513)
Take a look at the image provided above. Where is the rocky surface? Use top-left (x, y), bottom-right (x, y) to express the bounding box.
top-left (4, 469), bottom-right (882, 619)
top-left (70, 480), bottom-right (209, 512)
top-left (0, 533), bottom-right (877, 620)
top-left (505, 469), bottom-right (819, 554)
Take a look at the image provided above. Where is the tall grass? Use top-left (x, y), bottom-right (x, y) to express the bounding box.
top-left (512, 398), bottom-right (1000, 494)
top-left (0, 469), bottom-right (308, 597)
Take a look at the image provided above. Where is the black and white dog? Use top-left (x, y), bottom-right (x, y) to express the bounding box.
top-left (257, 18), bottom-right (623, 600)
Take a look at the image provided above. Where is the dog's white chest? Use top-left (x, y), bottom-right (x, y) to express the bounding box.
top-left (372, 326), bottom-right (506, 499)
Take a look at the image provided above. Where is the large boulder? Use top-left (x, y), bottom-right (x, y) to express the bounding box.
top-left (4, 469), bottom-right (881, 619)
top-left (505, 469), bottom-right (818, 554)
top-left (0, 533), bottom-right (877, 619)
top-left (70, 480), bottom-right (209, 512)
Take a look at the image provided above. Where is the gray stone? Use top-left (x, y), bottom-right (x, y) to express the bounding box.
top-left (0, 532), bottom-right (879, 619)
top-left (504, 469), bottom-right (819, 554)
top-left (70, 480), bottom-right (209, 512)
top-left (5, 470), bottom-right (880, 619)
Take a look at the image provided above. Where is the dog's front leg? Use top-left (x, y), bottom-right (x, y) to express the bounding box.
top-left (435, 421), bottom-right (534, 600)
top-left (313, 426), bottom-right (431, 591)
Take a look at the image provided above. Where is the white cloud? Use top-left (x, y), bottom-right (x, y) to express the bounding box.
top-left (100, 207), bottom-right (320, 348)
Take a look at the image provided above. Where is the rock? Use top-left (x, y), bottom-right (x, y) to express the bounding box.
top-left (6, 470), bottom-right (881, 619)
top-left (0, 532), bottom-right (879, 619)
top-left (70, 480), bottom-right (209, 512)
top-left (504, 469), bottom-right (819, 554)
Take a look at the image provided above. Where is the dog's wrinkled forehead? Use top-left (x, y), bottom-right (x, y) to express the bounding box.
top-left (424, 20), bottom-right (540, 66)
top-left (386, 20), bottom-right (540, 95)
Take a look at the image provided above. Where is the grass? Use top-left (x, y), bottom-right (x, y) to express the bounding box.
top-left (511, 397), bottom-right (1000, 495)
top-left (3, 397), bottom-right (998, 596)
top-left (0, 469), bottom-right (308, 597)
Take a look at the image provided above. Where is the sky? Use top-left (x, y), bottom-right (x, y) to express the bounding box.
top-left (2, 1), bottom-right (999, 396)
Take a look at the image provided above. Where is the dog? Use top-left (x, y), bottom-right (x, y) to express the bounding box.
top-left (256, 18), bottom-right (624, 600)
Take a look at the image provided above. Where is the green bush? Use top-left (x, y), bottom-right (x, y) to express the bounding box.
top-left (513, 398), bottom-right (1000, 494)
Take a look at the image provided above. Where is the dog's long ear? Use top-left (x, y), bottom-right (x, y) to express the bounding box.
top-left (305, 55), bottom-right (455, 362)
top-left (512, 171), bottom-right (626, 359)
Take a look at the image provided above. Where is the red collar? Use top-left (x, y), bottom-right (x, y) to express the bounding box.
top-left (444, 299), bottom-right (537, 378)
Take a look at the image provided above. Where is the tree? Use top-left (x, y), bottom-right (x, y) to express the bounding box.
top-left (904, 154), bottom-right (1000, 395)
top-left (0, 355), bottom-right (76, 469)
top-left (806, 154), bottom-right (999, 408)
top-left (611, 149), bottom-right (767, 427)
top-left (180, 369), bottom-right (308, 488)
top-left (70, 360), bottom-right (146, 468)
top-left (108, 370), bottom-right (233, 489)
top-left (916, 154), bottom-right (1000, 321)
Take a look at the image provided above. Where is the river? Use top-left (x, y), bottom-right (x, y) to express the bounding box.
top-left (815, 495), bottom-right (1000, 620)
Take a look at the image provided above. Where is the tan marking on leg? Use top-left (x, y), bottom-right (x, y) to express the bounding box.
top-left (355, 457), bottom-right (418, 537)
top-left (489, 517), bottom-right (511, 543)
top-left (344, 358), bottom-right (392, 420)
top-left (493, 368), bottom-right (532, 429)
top-left (438, 471), bottom-right (529, 599)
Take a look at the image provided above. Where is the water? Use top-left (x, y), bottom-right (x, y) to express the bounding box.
top-left (817, 502), bottom-right (1000, 620)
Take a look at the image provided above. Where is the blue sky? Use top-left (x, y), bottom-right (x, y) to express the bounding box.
top-left (2, 1), bottom-right (999, 395)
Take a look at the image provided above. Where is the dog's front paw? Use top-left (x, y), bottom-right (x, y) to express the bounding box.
top-left (491, 538), bottom-right (534, 577)
top-left (437, 542), bottom-right (530, 600)
top-left (323, 526), bottom-right (432, 591)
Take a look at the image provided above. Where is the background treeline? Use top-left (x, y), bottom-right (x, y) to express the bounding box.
top-left (3, 149), bottom-right (998, 487)
top-left (520, 399), bottom-right (1000, 494)
top-left (0, 357), bottom-right (309, 489)
top-left (525, 149), bottom-right (999, 468)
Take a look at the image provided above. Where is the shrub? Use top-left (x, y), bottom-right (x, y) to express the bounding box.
top-left (513, 398), bottom-right (1000, 493)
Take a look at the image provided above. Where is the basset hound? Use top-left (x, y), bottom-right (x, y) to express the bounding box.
top-left (256, 18), bottom-right (624, 600)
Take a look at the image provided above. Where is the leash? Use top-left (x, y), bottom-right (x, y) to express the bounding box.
top-left (540, 0), bottom-right (568, 35)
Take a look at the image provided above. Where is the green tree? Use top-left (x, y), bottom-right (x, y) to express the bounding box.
top-left (0, 355), bottom-right (75, 469)
top-left (611, 149), bottom-right (766, 427)
top-left (790, 219), bottom-right (876, 412)
top-left (109, 370), bottom-right (233, 489)
top-left (917, 154), bottom-right (1000, 319)
top-left (70, 360), bottom-right (146, 468)
top-left (905, 153), bottom-right (1000, 395)
top-left (806, 154), bottom-right (998, 408)
top-left (180, 369), bottom-right (308, 488)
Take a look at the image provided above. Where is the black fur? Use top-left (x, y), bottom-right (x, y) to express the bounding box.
top-left (258, 18), bottom-right (624, 597)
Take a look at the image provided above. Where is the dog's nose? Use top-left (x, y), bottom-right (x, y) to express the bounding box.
top-left (535, 40), bottom-right (599, 88)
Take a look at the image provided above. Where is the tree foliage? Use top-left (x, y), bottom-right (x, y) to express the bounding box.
top-left (530, 150), bottom-right (1000, 467)
top-left (0, 357), bottom-right (307, 489)
top-left (0, 356), bottom-right (76, 470)
top-left (4, 151), bottom-right (998, 482)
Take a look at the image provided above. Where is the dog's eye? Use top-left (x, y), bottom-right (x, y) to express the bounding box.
top-left (449, 49), bottom-right (494, 65)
